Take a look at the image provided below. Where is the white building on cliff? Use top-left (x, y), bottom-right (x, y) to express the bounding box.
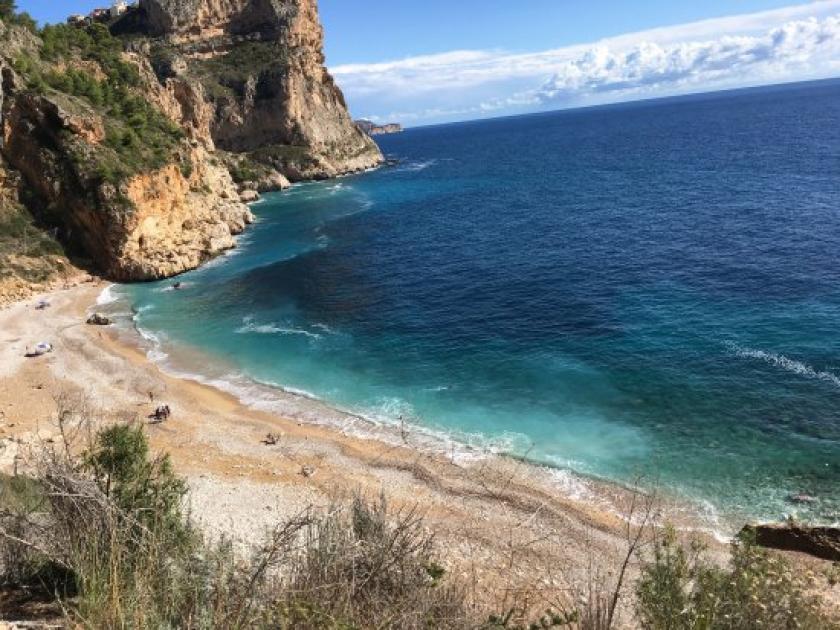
top-left (111, 1), bottom-right (128, 18)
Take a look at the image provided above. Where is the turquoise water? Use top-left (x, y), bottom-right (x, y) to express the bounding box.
top-left (117, 80), bottom-right (840, 526)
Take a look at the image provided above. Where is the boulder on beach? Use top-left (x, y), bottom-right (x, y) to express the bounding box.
top-left (86, 313), bottom-right (111, 326)
top-left (741, 523), bottom-right (840, 561)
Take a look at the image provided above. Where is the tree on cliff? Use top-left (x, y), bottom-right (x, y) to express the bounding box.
top-left (0, 0), bottom-right (35, 31)
top-left (0, 1), bottom-right (17, 19)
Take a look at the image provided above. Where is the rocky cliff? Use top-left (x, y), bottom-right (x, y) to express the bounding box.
top-left (0, 21), bottom-right (254, 281)
top-left (127, 0), bottom-right (382, 180)
top-left (0, 0), bottom-right (381, 283)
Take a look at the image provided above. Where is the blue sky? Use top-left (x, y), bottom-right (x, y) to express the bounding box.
top-left (16, 1), bottom-right (840, 125)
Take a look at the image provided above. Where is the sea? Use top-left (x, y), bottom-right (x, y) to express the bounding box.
top-left (104, 79), bottom-right (840, 531)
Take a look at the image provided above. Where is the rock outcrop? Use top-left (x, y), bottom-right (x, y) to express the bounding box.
top-left (742, 524), bottom-right (840, 561)
top-left (0, 0), bottom-right (377, 282)
top-left (87, 312), bottom-right (112, 325)
top-left (0, 50), bottom-right (253, 280)
top-left (356, 120), bottom-right (402, 136)
top-left (129, 0), bottom-right (383, 180)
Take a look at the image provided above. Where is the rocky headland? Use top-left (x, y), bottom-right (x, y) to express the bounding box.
top-left (356, 119), bottom-right (403, 135)
top-left (0, 0), bottom-right (382, 294)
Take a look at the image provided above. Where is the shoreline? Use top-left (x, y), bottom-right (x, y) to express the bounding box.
top-left (3, 282), bottom-right (840, 621)
top-left (112, 282), bottom-right (735, 541)
top-left (0, 282), bottom-right (681, 616)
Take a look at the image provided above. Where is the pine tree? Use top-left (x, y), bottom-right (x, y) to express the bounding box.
top-left (0, 0), bottom-right (17, 20)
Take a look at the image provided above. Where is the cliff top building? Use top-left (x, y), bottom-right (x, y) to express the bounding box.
top-left (111, 1), bottom-right (129, 17)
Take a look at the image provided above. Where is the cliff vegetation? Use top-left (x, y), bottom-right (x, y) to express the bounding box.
top-left (0, 163), bottom-right (73, 304)
top-left (0, 419), bottom-right (836, 629)
top-left (14, 21), bottom-right (186, 186)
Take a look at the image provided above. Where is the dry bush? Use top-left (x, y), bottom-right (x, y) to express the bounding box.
top-left (276, 495), bottom-right (472, 628)
top-left (0, 409), bottom-right (836, 630)
top-left (0, 420), bottom-right (474, 628)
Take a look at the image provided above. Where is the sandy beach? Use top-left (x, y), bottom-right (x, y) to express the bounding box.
top-left (0, 283), bottom-right (644, 612)
top-left (7, 282), bottom-right (837, 623)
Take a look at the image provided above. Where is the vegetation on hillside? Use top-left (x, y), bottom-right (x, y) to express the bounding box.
top-left (0, 187), bottom-right (67, 287)
top-left (2, 0), bottom-right (186, 188)
top-left (0, 424), bottom-right (475, 628)
top-left (181, 40), bottom-right (289, 101)
top-left (0, 0), bottom-right (35, 31)
top-left (250, 143), bottom-right (320, 177)
top-left (0, 414), bottom-right (836, 629)
top-left (9, 21), bottom-right (185, 185)
top-left (225, 153), bottom-right (283, 185)
top-left (637, 528), bottom-right (833, 630)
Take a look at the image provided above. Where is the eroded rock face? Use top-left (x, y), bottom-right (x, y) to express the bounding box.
top-left (0, 0), bottom-right (377, 283)
top-left (0, 63), bottom-right (252, 281)
top-left (142, 0), bottom-right (296, 40)
top-left (117, 157), bottom-right (253, 280)
top-left (137, 0), bottom-right (382, 178)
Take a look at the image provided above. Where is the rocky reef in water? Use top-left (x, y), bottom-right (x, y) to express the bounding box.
top-left (0, 0), bottom-right (382, 283)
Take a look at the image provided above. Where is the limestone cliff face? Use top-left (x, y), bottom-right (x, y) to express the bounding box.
top-left (117, 157), bottom-right (252, 280)
top-left (0, 57), bottom-right (253, 281)
top-left (357, 120), bottom-right (403, 136)
top-left (135, 0), bottom-right (382, 179)
top-left (0, 0), bottom-right (378, 283)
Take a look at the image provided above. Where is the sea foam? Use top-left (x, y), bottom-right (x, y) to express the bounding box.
top-left (727, 343), bottom-right (840, 388)
top-left (235, 316), bottom-right (322, 340)
top-left (96, 284), bottom-right (118, 306)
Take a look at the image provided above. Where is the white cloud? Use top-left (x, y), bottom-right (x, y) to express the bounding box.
top-left (332, 1), bottom-right (840, 124)
top-left (536, 15), bottom-right (840, 103)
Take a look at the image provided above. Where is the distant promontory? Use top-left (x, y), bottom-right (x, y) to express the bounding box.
top-left (356, 119), bottom-right (403, 136)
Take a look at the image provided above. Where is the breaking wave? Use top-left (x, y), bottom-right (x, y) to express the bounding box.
top-left (727, 343), bottom-right (840, 388)
top-left (235, 316), bottom-right (322, 340)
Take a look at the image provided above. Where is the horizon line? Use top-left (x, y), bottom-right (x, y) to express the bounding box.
top-left (387, 76), bottom-right (840, 131)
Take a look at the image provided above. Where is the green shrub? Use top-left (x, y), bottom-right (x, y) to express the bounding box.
top-left (0, 2), bottom-right (34, 31)
top-left (636, 527), bottom-right (835, 630)
top-left (188, 41), bottom-right (289, 100)
top-left (33, 23), bottom-right (182, 184)
top-left (0, 0), bottom-right (15, 19)
top-left (179, 156), bottom-right (194, 180)
top-left (84, 424), bottom-right (190, 547)
top-left (0, 422), bottom-right (475, 629)
top-left (228, 157), bottom-right (261, 183)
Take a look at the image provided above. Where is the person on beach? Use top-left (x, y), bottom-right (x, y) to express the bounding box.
top-left (151, 405), bottom-right (171, 422)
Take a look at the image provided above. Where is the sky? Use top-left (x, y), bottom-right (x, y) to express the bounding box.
top-left (16, 0), bottom-right (840, 125)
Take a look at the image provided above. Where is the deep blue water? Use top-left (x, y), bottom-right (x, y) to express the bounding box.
top-left (122, 80), bottom-right (840, 526)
